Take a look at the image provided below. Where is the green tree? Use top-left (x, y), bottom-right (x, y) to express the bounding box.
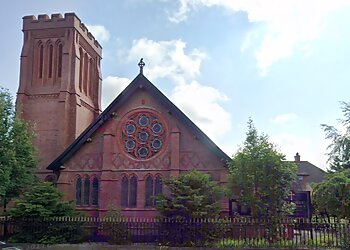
top-left (7, 182), bottom-right (82, 243)
top-left (156, 170), bottom-right (223, 220)
top-left (8, 182), bottom-right (76, 218)
top-left (228, 119), bottom-right (297, 220)
top-left (0, 87), bottom-right (37, 212)
top-left (321, 101), bottom-right (350, 172)
top-left (313, 169), bottom-right (350, 218)
top-left (155, 170), bottom-right (223, 246)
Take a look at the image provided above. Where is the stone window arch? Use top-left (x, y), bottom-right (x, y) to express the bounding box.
top-left (48, 43), bottom-right (54, 78)
top-left (144, 175), bottom-right (163, 207)
top-left (37, 41), bottom-right (44, 79)
top-left (121, 175), bottom-right (138, 208)
top-left (56, 41), bottom-right (63, 78)
top-left (79, 48), bottom-right (84, 92)
top-left (155, 175), bottom-right (163, 197)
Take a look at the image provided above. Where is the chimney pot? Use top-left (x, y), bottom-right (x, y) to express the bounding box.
top-left (294, 152), bottom-right (301, 162)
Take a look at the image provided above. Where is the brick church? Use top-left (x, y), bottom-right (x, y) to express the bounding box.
top-left (16, 13), bottom-right (231, 218)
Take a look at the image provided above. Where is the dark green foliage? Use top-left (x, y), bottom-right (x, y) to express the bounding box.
top-left (156, 170), bottom-right (223, 220)
top-left (321, 101), bottom-right (350, 172)
top-left (228, 119), bottom-right (297, 221)
top-left (155, 170), bottom-right (223, 246)
top-left (313, 169), bottom-right (350, 219)
top-left (0, 87), bottom-right (37, 210)
top-left (7, 182), bottom-right (82, 244)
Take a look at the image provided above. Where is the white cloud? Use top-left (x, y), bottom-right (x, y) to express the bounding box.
top-left (270, 113), bottom-right (297, 124)
top-left (126, 38), bottom-right (206, 83)
top-left (270, 132), bottom-right (328, 171)
top-left (102, 76), bottom-right (131, 109)
top-left (171, 81), bottom-right (231, 140)
top-left (113, 37), bottom-right (232, 141)
top-left (86, 25), bottom-right (110, 42)
top-left (168, 0), bottom-right (350, 75)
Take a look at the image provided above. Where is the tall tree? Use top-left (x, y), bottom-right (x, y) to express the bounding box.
top-left (228, 119), bottom-right (297, 220)
top-left (312, 169), bottom-right (350, 219)
top-left (0, 87), bottom-right (37, 212)
top-left (321, 101), bottom-right (350, 172)
top-left (156, 170), bottom-right (223, 220)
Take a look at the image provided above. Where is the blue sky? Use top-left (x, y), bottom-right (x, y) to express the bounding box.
top-left (1, 0), bottom-right (350, 170)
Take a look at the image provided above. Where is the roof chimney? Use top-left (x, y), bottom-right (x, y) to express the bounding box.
top-left (294, 152), bottom-right (301, 162)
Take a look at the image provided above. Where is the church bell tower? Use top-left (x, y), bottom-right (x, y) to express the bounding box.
top-left (16, 13), bottom-right (102, 177)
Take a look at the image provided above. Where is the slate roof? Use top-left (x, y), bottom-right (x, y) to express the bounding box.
top-left (294, 161), bottom-right (326, 184)
top-left (47, 73), bottom-right (231, 171)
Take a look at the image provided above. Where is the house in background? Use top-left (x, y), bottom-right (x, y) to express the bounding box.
top-left (293, 152), bottom-right (326, 192)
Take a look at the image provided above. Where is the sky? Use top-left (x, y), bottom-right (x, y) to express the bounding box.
top-left (1, 0), bottom-right (350, 171)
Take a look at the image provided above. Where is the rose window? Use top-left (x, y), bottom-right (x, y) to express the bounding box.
top-left (121, 111), bottom-right (166, 160)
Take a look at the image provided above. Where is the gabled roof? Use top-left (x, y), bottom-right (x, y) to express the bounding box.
top-left (294, 161), bottom-right (326, 184)
top-left (47, 73), bottom-right (231, 171)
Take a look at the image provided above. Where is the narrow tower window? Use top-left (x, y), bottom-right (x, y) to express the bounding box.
top-left (39, 45), bottom-right (44, 79)
top-left (48, 44), bottom-right (53, 78)
top-left (58, 44), bottom-right (63, 78)
top-left (145, 176), bottom-right (154, 207)
top-left (79, 48), bottom-right (83, 91)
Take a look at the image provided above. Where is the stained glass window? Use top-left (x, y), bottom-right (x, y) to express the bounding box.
top-left (121, 111), bottom-right (166, 160)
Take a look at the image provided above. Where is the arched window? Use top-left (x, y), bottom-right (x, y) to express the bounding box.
top-left (39, 44), bottom-right (44, 79)
top-left (121, 176), bottom-right (129, 207)
top-left (48, 44), bottom-right (53, 78)
top-left (92, 177), bottom-right (99, 206)
top-left (83, 53), bottom-right (89, 94)
top-left (79, 48), bottom-right (84, 92)
top-left (155, 176), bottom-right (163, 196)
top-left (76, 177), bottom-right (82, 205)
top-left (89, 58), bottom-right (94, 97)
top-left (129, 176), bottom-right (137, 208)
top-left (57, 43), bottom-right (63, 78)
top-left (83, 177), bottom-right (90, 205)
top-left (145, 176), bottom-right (154, 207)
top-left (144, 176), bottom-right (162, 207)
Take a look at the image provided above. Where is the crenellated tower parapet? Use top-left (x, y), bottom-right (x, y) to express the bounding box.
top-left (22, 13), bottom-right (102, 53)
top-left (17, 13), bottom-right (103, 179)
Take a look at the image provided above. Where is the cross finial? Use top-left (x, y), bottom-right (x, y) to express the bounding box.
top-left (138, 58), bottom-right (145, 74)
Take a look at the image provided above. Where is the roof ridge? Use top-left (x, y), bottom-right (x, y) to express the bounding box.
top-left (47, 73), bottom-right (230, 171)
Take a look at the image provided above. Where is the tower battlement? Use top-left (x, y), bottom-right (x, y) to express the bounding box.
top-left (22, 12), bottom-right (102, 53)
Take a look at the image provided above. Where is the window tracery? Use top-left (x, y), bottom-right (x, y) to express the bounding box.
top-left (121, 110), bottom-right (167, 160)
